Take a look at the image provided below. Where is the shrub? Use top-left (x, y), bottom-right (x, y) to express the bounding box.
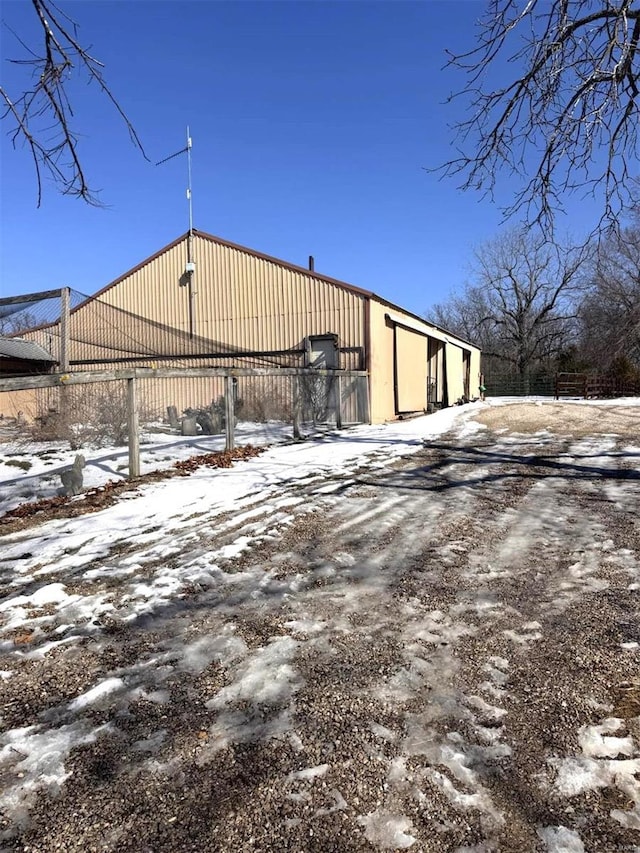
top-left (29, 384), bottom-right (152, 449)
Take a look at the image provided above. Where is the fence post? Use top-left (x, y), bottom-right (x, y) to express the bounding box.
top-left (58, 288), bottom-right (72, 433)
top-left (127, 377), bottom-right (140, 479)
top-left (363, 374), bottom-right (371, 424)
top-left (225, 374), bottom-right (235, 451)
top-left (59, 287), bottom-right (70, 372)
top-left (292, 375), bottom-right (302, 440)
top-left (335, 373), bottom-right (343, 429)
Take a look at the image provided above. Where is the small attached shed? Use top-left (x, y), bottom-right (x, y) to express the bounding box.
top-left (0, 338), bottom-right (56, 376)
top-left (0, 339), bottom-right (57, 418)
top-left (368, 304), bottom-right (479, 418)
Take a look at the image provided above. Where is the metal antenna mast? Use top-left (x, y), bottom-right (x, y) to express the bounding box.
top-left (156, 126), bottom-right (196, 339)
top-left (186, 126), bottom-right (194, 263)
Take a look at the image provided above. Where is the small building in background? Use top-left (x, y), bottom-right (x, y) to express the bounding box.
top-left (0, 338), bottom-right (56, 376)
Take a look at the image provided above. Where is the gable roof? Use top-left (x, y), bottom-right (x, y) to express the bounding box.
top-left (86, 229), bottom-right (477, 350)
top-left (89, 228), bottom-right (375, 303)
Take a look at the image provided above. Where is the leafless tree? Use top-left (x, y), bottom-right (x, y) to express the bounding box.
top-left (441, 0), bottom-right (640, 235)
top-left (0, 310), bottom-right (40, 336)
top-left (1, 0), bottom-right (146, 205)
top-left (580, 225), bottom-right (640, 366)
top-left (431, 286), bottom-right (501, 354)
top-left (428, 229), bottom-right (589, 381)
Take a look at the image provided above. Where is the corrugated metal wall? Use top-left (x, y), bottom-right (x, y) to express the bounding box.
top-left (10, 233), bottom-right (483, 426)
top-left (85, 235), bottom-right (366, 360)
top-left (12, 234), bottom-right (368, 422)
top-left (0, 388), bottom-right (38, 419)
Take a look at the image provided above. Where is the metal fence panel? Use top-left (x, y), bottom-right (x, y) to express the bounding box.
top-left (484, 375), bottom-right (556, 397)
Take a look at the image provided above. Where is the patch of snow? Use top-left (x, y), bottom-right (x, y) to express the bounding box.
top-left (68, 677), bottom-right (125, 711)
top-left (503, 624), bottom-right (543, 645)
top-left (287, 763), bottom-right (329, 781)
top-left (465, 694), bottom-right (507, 721)
top-left (429, 769), bottom-right (503, 823)
top-left (284, 618), bottom-right (327, 635)
top-left (537, 826), bottom-right (585, 853)
top-left (177, 630), bottom-right (247, 674)
top-left (84, 564), bottom-right (137, 580)
top-left (358, 810), bottom-right (416, 849)
top-left (579, 718), bottom-right (635, 758)
top-left (457, 420), bottom-right (486, 438)
top-left (0, 721), bottom-right (109, 839)
top-left (551, 713), bottom-right (640, 831)
top-left (207, 636), bottom-right (301, 708)
top-left (0, 581), bottom-right (70, 613)
top-left (216, 536), bottom-right (255, 560)
top-left (132, 688), bottom-right (170, 705)
top-left (370, 722), bottom-right (399, 743)
top-left (199, 636), bottom-right (303, 755)
top-left (387, 757), bottom-right (408, 783)
top-left (16, 636), bottom-right (79, 659)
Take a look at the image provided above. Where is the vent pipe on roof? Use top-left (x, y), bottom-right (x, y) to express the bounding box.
top-left (308, 255), bottom-right (315, 272)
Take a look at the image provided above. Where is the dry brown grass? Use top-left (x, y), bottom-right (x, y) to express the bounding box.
top-left (472, 401), bottom-right (640, 438)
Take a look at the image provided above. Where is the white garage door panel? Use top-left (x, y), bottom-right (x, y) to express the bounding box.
top-left (396, 327), bottom-right (428, 412)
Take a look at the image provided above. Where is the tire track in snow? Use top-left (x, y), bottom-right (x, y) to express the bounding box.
top-left (2, 422), bottom-right (640, 851)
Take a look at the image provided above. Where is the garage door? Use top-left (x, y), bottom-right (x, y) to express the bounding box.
top-left (395, 326), bottom-right (428, 412)
top-left (445, 343), bottom-right (465, 404)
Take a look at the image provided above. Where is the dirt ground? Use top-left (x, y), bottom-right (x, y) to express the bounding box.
top-left (473, 401), bottom-right (640, 438)
top-left (1, 402), bottom-right (639, 852)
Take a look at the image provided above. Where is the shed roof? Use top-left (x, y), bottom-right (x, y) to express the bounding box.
top-left (0, 337), bottom-right (56, 362)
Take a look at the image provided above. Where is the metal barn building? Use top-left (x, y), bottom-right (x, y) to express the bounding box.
top-left (4, 230), bottom-right (480, 424)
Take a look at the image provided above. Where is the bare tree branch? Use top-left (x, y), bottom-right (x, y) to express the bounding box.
top-left (426, 227), bottom-right (589, 377)
top-left (436, 0), bottom-right (640, 236)
top-left (1, 0), bottom-right (148, 206)
top-left (580, 224), bottom-right (640, 365)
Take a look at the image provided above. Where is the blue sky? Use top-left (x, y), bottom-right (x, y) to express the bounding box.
top-left (1, 1), bottom-right (599, 317)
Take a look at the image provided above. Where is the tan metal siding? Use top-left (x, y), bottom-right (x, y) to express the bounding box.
top-left (15, 235), bottom-right (367, 420)
top-left (368, 299), bottom-right (482, 422)
top-left (395, 327), bottom-right (428, 412)
top-left (63, 235), bottom-right (366, 362)
top-left (0, 389), bottom-right (38, 419)
top-left (11, 235), bottom-right (481, 425)
top-left (445, 344), bottom-right (465, 404)
top-left (368, 300), bottom-right (396, 422)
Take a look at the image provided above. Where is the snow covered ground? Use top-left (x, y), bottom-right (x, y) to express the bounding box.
top-left (1, 399), bottom-right (639, 852)
top-left (0, 420), bottom-right (296, 514)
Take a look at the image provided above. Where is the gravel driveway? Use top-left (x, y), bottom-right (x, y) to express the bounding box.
top-left (1, 402), bottom-right (639, 852)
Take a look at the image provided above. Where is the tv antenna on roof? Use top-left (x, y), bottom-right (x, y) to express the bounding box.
top-left (156, 126), bottom-right (196, 338)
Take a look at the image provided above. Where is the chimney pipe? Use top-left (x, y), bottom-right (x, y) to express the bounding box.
top-left (308, 255), bottom-right (315, 272)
